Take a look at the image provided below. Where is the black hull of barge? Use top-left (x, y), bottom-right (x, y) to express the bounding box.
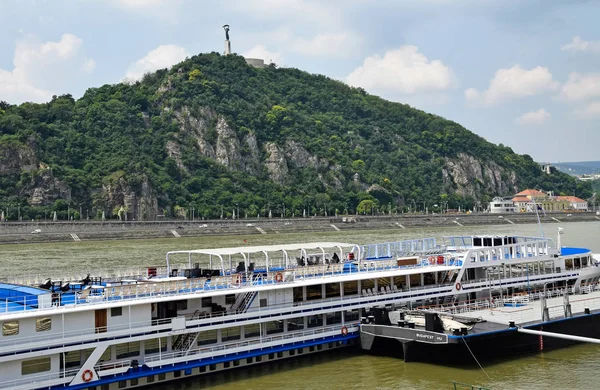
top-left (362, 313), bottom-right (600, 364)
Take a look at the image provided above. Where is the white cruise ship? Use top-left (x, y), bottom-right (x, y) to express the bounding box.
top-left (0, 233), bottom-right (598, 389)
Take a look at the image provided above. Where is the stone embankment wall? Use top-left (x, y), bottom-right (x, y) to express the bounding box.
top-left (0, 212), bottom-right (597, 244)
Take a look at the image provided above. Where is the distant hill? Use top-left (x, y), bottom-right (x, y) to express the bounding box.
top-left (0, 53), bottom-right (592, 220)
top-left (552, 161), bottom-right (600, 176)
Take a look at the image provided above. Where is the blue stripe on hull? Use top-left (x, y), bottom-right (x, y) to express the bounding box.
top-left (50, 333), bottom-right (359, 390)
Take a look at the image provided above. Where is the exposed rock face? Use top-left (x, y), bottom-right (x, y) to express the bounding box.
top-left (215, 117), bottom-right (243, 170)
top-left (443, 152), bottom-right (518, 198)
top-left (166, 141), bottom-right (187, 172)
top-left (170, 106), bottom-right (262, 174)
top-left (264, 142), bottom-right (288, 184)
top-left (172, 106), bottom-right (216, 160)
top-left (284, 140), bottom-right (327, 169)
top-left (101, 173), bottom-right (158, 220)
top-left (242, 133), bottom-right (261, 175)
top-left (0, 142), bottom-right (37, 175)
top-left (23, 166), bottom-right (72, 206)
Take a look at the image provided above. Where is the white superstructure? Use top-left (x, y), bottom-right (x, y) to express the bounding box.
top-left (0, 234), bottom-right (598, 389)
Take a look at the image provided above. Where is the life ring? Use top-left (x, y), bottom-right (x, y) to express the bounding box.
top-left (428, 256), bottom-right (435, 265)
top-left (455, 282), bottom-right (462, 291)
top-left (82, 369), bottom-right (94, 382)
top-left (341, 326), bottom-right (349, 336)
top-left (275, 272), bottom-right (284, 283)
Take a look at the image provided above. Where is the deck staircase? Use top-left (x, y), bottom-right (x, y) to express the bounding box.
top-left (230, 291), bottom-right (258, 314)
top-left (172, 332), bottom-right (198, 352)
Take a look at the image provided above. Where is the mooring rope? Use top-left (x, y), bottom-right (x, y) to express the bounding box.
top-left (461, 335), bottom-right (491, 380)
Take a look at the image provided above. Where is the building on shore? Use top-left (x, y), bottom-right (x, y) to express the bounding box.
top-left (510, 189), bottom-right (588, 212)
top-left (488, 197), bottom-right (516, 213)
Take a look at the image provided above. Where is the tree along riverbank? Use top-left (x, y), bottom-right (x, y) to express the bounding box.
top-left (0, 212), bottom-right (597, 245)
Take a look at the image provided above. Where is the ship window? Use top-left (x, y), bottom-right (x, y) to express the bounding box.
top-left (277, 351), bottom-right (283, 358)
top-left (36, 317), bottom-right (51, 332)
top-left (493, 238), bottom-right (502, 246)
top-left (265, 320), bottom-right (283, 334)
top-left (146, 375), bottom-right (155, 383)
top-left (260, 298), bottom-right (267, 307)
top-left (473, 237), bottom-right (482, 246)
top-left (325, 312), bottom-right (342, 325)
top-left (246, 357), bottom-right (253, 364)
top-left (289, 349), bottom-right (295, 356)
top-left (173, 370), bottom-right (181, 378)
top-left (21, 357), bottom-right (51, 375)
top-left (306, 285), bottom-right (322, 300)
top-left (209, 364), bottom-right (216, 371)
top-left (200, 366), bottom-right (206, 372)
top-left (145, 337), bottom-right (167, 354)
top-left (111, 307), bottom-right (122, 317)
top-left (201, 297), bottom-right (212, 307)
top-left (222, 327), bottom-right (241, 341)
top-left (224, 361), bottom-right (231, 368)
top-left (225, 294), bottom-right (235, 305)
top-left (256, 355), bottom-right (262, 362)
top-left (158, 373), bottom-right (166, 381)
top-left (483, 238), bottom-right (492, 246)
top-left (118, 381), bottom-right (127, 389)
top-left (131, 378), bottom-right (138, 386)
top-left (102, 385), bottom-right (109, 390)
top-left (116, 341), bottom-right (140, 359)
top-left (268, 353), bottom-right (274, 360)
top-left (233, 360), bottom-right (240, 367)
top-left (287, 317), bottom-right (304, 331)
top-left (2, 321), bottom-right (18, 336)
top-left (197, 329), bottom-right (217, 345)
top-left (325, 283), bottom-right (340, 298)
top-left (307, 314), bottom-right (323, 328)
top-left (244, 324), bottom-right (260, 338)
top-left (343, 280), bottom-right (358, 296)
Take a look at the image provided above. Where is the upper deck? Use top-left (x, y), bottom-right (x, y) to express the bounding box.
top-left (0, 239), bottom-right (457, 317)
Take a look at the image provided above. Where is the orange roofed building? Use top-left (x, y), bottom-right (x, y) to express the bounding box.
top-left (511, 189), bottom-right (588, 212)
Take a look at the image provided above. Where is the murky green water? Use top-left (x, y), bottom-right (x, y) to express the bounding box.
top-left (2, 221), bottom-right (600, 389)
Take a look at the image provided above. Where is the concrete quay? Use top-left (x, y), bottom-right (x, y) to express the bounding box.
top-left (0, 212), bottom-right (598, 244)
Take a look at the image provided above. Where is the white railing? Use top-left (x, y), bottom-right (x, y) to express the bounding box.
top-left (0, 259), bottom-right (461, 316)
top-left (143, 322), bottom-right (359, 364)
top-left (0, 317), bottom-right (172, 350)
top-left (0, 367), bottom-right (78, 389)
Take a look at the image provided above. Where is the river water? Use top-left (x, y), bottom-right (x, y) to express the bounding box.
top-left (3, 221), bottom-right (600, 389)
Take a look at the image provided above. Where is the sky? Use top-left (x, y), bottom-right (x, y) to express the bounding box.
top-left (0, 0), bottom-right (599, 163)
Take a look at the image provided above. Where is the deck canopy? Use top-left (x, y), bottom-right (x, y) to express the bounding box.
top-left (166, 242), bottom-right (360, 274)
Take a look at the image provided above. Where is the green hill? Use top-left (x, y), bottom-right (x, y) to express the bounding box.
top-left (0, 53), bottom-right (591, 220)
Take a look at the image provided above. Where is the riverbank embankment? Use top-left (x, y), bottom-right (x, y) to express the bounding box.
top-left (0, 212), bottom-right (598, 245)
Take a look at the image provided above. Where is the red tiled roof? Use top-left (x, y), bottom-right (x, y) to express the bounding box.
top-left (515, 189), bottom-right (546, 196)
top-left (512, 196), bottom-right (531, 202)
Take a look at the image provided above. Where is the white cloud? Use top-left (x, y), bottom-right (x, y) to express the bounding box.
top-left (346, 46), bottom-right (453, 95)
top-left (560, 72), bottom-right (600, 101)
top-left (242, 45), bottom-right (283, 65)
top-left (561, 36), bottom-right (600, 54)
top-left (124, 45), bottom-right (189, 80)
top-left (0, 33), bottom-right (95, 104)
top-left (515, 108), bottom-right (550, 125)
top-left (291, 32), bottom-right (360, 57)
top-left (574, 101), bottom-right (600, 119)
top-left (465, 65), bottom-right (559, 106)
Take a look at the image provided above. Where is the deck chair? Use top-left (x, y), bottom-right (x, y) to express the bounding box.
top-left (76, 286), bottom-right (91, 303)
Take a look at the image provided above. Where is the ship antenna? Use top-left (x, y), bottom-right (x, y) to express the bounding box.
top-left (531, 197), bottom-right (545, 238)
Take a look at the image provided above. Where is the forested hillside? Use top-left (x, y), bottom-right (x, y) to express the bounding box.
top-left (0, 53), bottom-right (591, 220)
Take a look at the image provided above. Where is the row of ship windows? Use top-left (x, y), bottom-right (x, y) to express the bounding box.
top-left (2, 308), bottom-right (123, 337)
top-left (84, 344), bottom-right (335, 390)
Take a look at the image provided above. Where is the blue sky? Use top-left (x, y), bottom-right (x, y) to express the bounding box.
top-left (1, 0), bottom-right (599, 162)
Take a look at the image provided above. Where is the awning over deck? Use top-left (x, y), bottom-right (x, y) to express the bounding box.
top-left (166, 242), bottom-right (360, 274)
